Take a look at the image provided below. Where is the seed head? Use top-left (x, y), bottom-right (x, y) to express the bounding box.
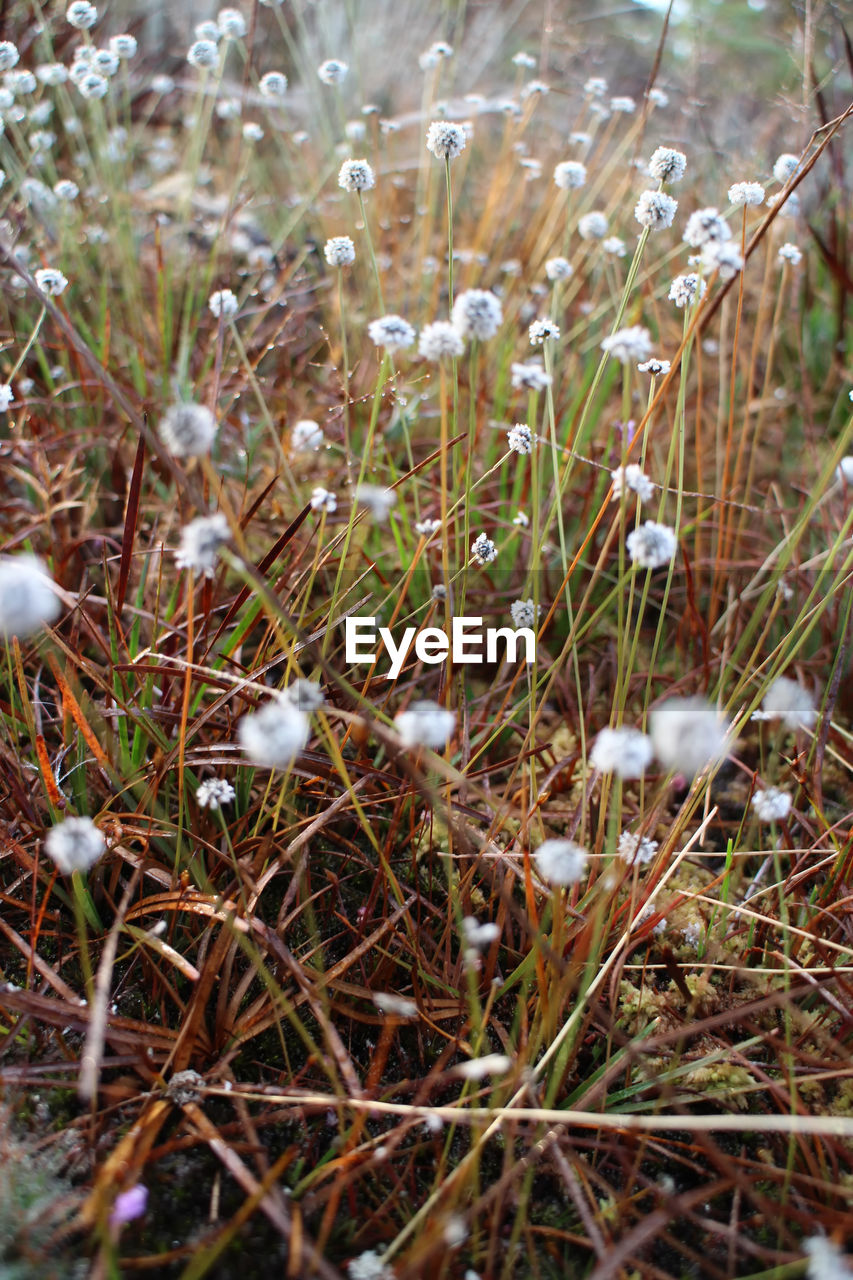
top-left (418, 320), bottom-right (465, 361)
top-left (510, 598), bottom-right (540, 628)
top-left (648, 146), bottom-right (687, 183)
top-left (367, 314), bottom-right (416, 352)
top-left (626, 520), bottom-right (677, 569)
top-left (585, 77), bottom-right (608, 97)
top-left (457, 1054), bottom-right (512, 1079)
top-left (372, 993), bottom-right (418, 1019)
top-left (778, 242), bottom-right (802, 265)
top-left (529, 317), bottom-right (560, 344)
top-left (187, 40), bottom-right (219, 69)
top-left (338, 158), bottom-right (375, 192)
top-left (159, 403), bottom-right (217, 457)
top-left (761, 676), bottom-right (816, 730)
top-left (281, 679), bottom-right (326, 713)
top-left (634, 189), bottom-right (678, 230)
top-left (426, 120), bottom-right (467, 160)
top-left (323, 235), bottom-right (355, 266)
top-left (683, 207), bottom-right (731, 247)
top-left (45, 816), bottom-right (105, 875)
top-left (701, 240), bottom-right (743, 279)
top-left (610, 95), bottom-right (636, 113)
top-left (109, 34), bottom-right (137, 59)
top-left (318, 59), bottom-right (348, 85)
top-left (507, 423), bottom-right (534, 454)
top-left (470, 533), bottom-right (498, 565)
top-left (668, 273), bottom-right (705, 308)
top-left (259, 71), bottom-right (288, 99)
top-left (395, 701), bottom-right (456, 749)
top-left (217, 8), bottom-right (247, 38)
top-left (451, 289), bottom-right (502, 341)
top-left (647, 87), bottom-right (669, 106)
top-left (310, 487), bottom-right (337, 513)
top-left (354, 484), bottom-right (396, 522)
top-left (650, 696), bottom-right (730, 776)
top-left (553, 161), bottom-right (586, 190)
top-left (545, 256), bottom-right (573, 282)
top-left (618, 831), bottom-right (659, 865)
top-left (35, 267), bottom-right (68, 296)
top-left (638, 357), bottom-right (670, 376)
top-left (175, 513), bottom-right (230, 576)
top-left (773, 152), bottom-right (799, 184)
top-left (67, 1), bottom-right (98, 29)
top-left (0, 384), bottom-right (12, 411)
top-left (611, 464), bottom-right (655, 504)
top-left (196, 778), bottom-right (236, 810)
top-left (238, 698), bottom-right (310, 769)
top-left (208, 288), bottom-right (238, 319)
top-left (291, 419), bottom-right (324, 452)
top-left (728, 180), bottom-right (765, 206)
top-left (752, 787), bottom-right (791, 823)
top-left (0, 42), bottom-right (20, 71)
top-left (578, 211), bottom-right (608, 240)
top-left (590, 726), bottom-right (654, 778)
top-left (601, 325), bottom-right (652, 364)
top-left (534, 838), bottom-right (588, 886)
top-left (511, 360), bottom-right (551, 391)
top-left (0, 554), bottom-right (60, 637)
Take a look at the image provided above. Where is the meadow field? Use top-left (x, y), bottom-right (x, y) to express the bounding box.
top-left (1, 1), bottom-right (853, 1276)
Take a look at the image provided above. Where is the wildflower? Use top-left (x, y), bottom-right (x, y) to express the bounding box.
top-left (34, 267), bottom-right (68, 297)
top-left (773, 152), bottom-right (799, 184)
top-left (77, 71), bottom-right (108, 98)
top-left (426, 120), bottom-right (467, 160)
top-left (175, 513), bottom-right (230, 576)
top-left (457, 1054), bottom-right (512, 1079)
top-left (578, 211), bottom-right (608, 240)
top-left (463, 917), bottom-right (500, 948)
top-left (91, 48), bottom-right (119, 76)
top-left (373, 993), bottom-right (418, 1018)
top-left (520, 79), bottom-right (549, 99)
top-left (648, 146), bottom-right (686, 183)
top-left (242, 121), bottom-right (263, 142)
top-left (513, 510), bottom-right (529, 527)
top-left (545, 256), bottom-right (573, 282)
top-left (159, 403), bottom-right (217, 457)
top-left (109, 1185), bottom-right (148, 1226)
top-left (451, 289), bottom-right (503, 341)
top-left (529, 317), bottom-right (560, 344)
top-left (610, 95), bottom-right (636, 113)
top-left (761, 675), bottom-right (816, 730)
top-left (344, 119), bottom-right (366, 141)
top-left (324, 235), bottom-right (355, 267)
top-left (418, 320), bottom-right (464, 361)
top-left (510, 598), bottom-right (540, 628)
top-left (208, 288), bottom-right (238, 319)
top-left (187, 40), bottom-right (219, 69)
top-left (647, 87), bottom-right (669, 106)
top-left (67, 1), bottom-right (97, 28)
top-left (634, 190), bottom-right (678, 230)
top-left (603, 236), bottom-right (626, 257)
top-left (217, 7), bottom-right (246, 37)
top-left (585, 77), bottom-right (607, 96)
top-left (215, 96), bottom-right (241, 120)
top-left (511, 361), bottom-right (551, 391)
top-left (414, 518), bottom-right (440, 537)
top-left (638, 357), bottom-right (670, 377)
top-left (318, 59), bottom-right (348, 85)
top-left (354, 484), bottom-right (397, 522)
top-left (553, 160), bottom-right (587, 190)
top-left (196, 20), bottom-right (220, 40)
top-left (395, 701), bottom-right (456, 749)
top-left (367, 314), bottom-right (415, 352)
top-left (109, 33), bottom-right (137, 59)
top-left (53, 179), bottom-right (79, 201)
top-left (803, 1236), bottom-right (853, 1280)
top-left (611, 464), bottom-right (655, 504)
top-left (752, 787), bottom-right (792, 823)
top-left (45, 816), bottom-right (105, 875)
top-left (728, 181), bottom-right (765, 206)
top-left (626, 520), bottom-right (677, 569)
top-left (512, 51), bottom-right (536, 68)
top-left (650, 696), bottom-right (731, 776)
top-left (778, 242), bottom-right (802, 265)
top-left (310, 487), bottom-right (337, 513)
top-left (0, 41), bottom-right (19, 71)
top-left (470, 533), bottom-right (498, 565)
top-left (534, 839), bottom-right (588, 886)
top-left (601, 325), bottom-right (652, 364)
top-left (150, 73), bottom-right (175, 94)
top-left (836, 457), bottom-right (853, 483)
top-left (668, 273), bottom-right (705, 308)
top-left (590, 726), bottom-right (653, 778)
top-left (683, 207), bottom-right (731, 247)
top-left (196, 779), bottom-right (236, 810)
top-left (348, 1250), bottom-right (395, 1280)
top-left (238, 698), bottom-right (310, 769)
top-left (0, 385), bottom-right (12, 411)
top-left (338, 158), bottom-right (375, 192)
top-left (701, 240), bottom-right (743, 279)
top-left (36, 63), bottom-right (69, 85)
top-left (618, 831), bottom-right (659, 865)
top-left (507, 423), bottom-right (534, 455)
top-left (0, 554), bottom-right (60, 637)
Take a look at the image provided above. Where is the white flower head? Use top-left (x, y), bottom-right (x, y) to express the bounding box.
top-left (324, 235), bottom-right (355, 267)
top-left (45, 816), bottom-right (105, 874)
top-left (217, 7), bottom-right (246, 38)
top-left (347, 1249), bottom-right (395, 1280)
top-left (0, 554), bottom-right (60, 637)
top-left (338, 158), bottom-right (375, 192)
top-left (457, 1054), bottom-right (512, 1080)
top-left (426, 120), bottom-right (467, 160)
top-left (602, 236), bottom-right (627, 258)
top-left (511, 361), bottom-right (551, 392)
top-left (761, 676), bottom-right (816, 730)
top-left (507, 423), bottom-right (534, 454)
top-left (451, 289), bottom-right (503, 341)
top-left (512, 51), bottom-right (536, 69)
top-left (77, 71), bottom-right (108, 98)
top-left (590, 726), bottom-right (653, 778)
top-left (585, 77), bottom-right (607, 97)
top-left (195, 20), bottom-right (220, 40)
top-left (318, 59), bottom-right (348, 85)
top-left (634, 190), bottom-right (678, 230)
top-left (310, 487), bottom-right (337, 513)
top-left (37, 63), bottom-right (69, 85)
top-left (618, 831), bottom-right (659, 865)
top-left (34, 267), bottom-right (68, 297)
top-left (67, 1), bottom-right (98, 29)
top-left (196, 778), bottom-right (236, 810)
top-left (53, 180), bottom-right (79, 201)
top-left (291, 419), bottom-right (324, 452)
top-left (470, 533), bottom-right (498, 565)
top-left (109, 34), bottom-right (137, 59)
top-left (0, 42), bottom-right (20, 71)
top-left (773, 152), bottom-right (799, 184)
top-left (601, 325), bottom-right (652, 364)
top-left (702, 240), bottom-right (744, 279)
top-left (259, 71), bottom-right (288, 99)
top-left (611, 464), bottom-right (655, 504)
top-left (728, 181), bottom-right (765, 206)
top-left (510, 598), bottom-right (540, 629)
top-left (395, 701), bottom-right (456, 749)
top-left (610, 95), bottom-right (636, 113)
top-left (650, 695), bottom-right (731, 777)
top-left (419, 321), bottom-right (465, 361)
top-left (175, 513), bottom-right (230, 577)
top-left (534, 838), bottom-right (588, 886)
top-left (553, 161), bottom-right (587, 190)
top-left (778, 242), bottom-right (802, 265)
top-left (578, 211), bottom-right (608, 240)
top-left (368, 314), bottom-right (415, 352)
top-left (638, 358), bottom-right (670, 377)
top-left (372, 993), bottom-right (418, 1019)
top-left (187, 40), bottom-right (219, 70)
top-left (835, 457), bottom-right (853, 484)
top-left (238, 697), bottom-right (310, 769)
top-left (355, 484), bottom-right (396, 522)
top-left (626, 520), bottom-right (677, 569)
top-left (545, 256), bottom-right (573, 282)
top-left (159, 403), bottom-right (217, 457)
top-left (803, 1235), bottom-right (853, 1280)
top-left (0, 384), bottom-right (13, 411)
top-left (208, 288), bottom-right (238, 319)
top-left (647, 87), bottom-right (669, 106)
top-left (463, 917), bottom-right (500, 949)
top-left (683, 207), bottom-right (731, 248)
top-left (529, 317), bottom-right (559, 345)
top-left (669, 273), bottom-right (705, 308)
top-left (242, 121), bottom-right (263, 142)
top-left (648, 146), bottom-right (687, 183)
top-left (752, 787), bottom-right (792, 823)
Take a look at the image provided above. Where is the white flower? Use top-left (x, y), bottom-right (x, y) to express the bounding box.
top-left (511, 361), bottom-right (551, 391)
top-left (187, 40), bottom-right (219, 70)
top-left (545, 256), bottom-right (573, 282)
top-left (534, 839), bottom-right (588, 886)
top-left (175, 513), bottom-right (230, 577)
top-left (418, 321), bottom-right (465, 361)
top-left (683, 207), bottom-right (731, 247)
top-left (0, 384), bottom-right (13, 411)
top-left (470, 533), bottom-right (498, 565)
top-left (728, 181), bottom-right (765, 206)
top-left (215, 96), bottom-right (241, 120)
top-left (318, 59), bottom-right (348, 85)
top-left (150, 73), bottom-right (175, 94)
top-left (647, 87), bottom-right (669, 107)
top-left (761, 675), bottom-right (816, 730)
top-left (338, 158), bottom-right (375, 192)
top-left (0, 554), bottom-right (60, 637)
top-left (585, 77), bottom-right (607, 97)
top-left (0, 41), bottom-right (20, 71)
top-left (159, 403), bottom-right (217, 457)
top-left (610, 95), bottom-right (635, 113)
top-left (208, 288), bottom-right (238, 319)
top-left (638, 358), bottom-right (670, 377)
top-left (611, 464), bottom-right (655, 504)
top-left (507, 423), bottom-right (534, 455)
top-left (451, 289), bottom-right (502, 341)
top-left (650, 696), bottom-right (730, 776)
top-left (702, 240), bottom-right (744, 279)
top-left (767, 190), bottom-right (801, 217)
top-left (196, 21), bottom-right (221, 41)
top-left (238, 698), bottom-right (310, 769)
top-left (259, 71), bottom-right (288, 99)
top-left (578, 211), bottom-right (608, 240)
top-left (368, 314), bottom-right (415, 352)
top-left (242, 122), bottom-right (263, 142)
top-left (36, 63), bottom-right (69, 85)
top-left (463, 917), bottom-right (500, 949)
top-left (773, 152), bottom-right (799, 184)
top-left (77, 71), bottom-right (108, 98)
top-left (196, 778), bottom-right (236, 809)
top-left (291, 419), bottom-right (323, 452)
top-left (67, 1), bottom-right (97, 28)
top-left (602, 236), bottom-right (626, 257)
top-left (45, 816), bottom-right (105, 874)
top-left (627, 520), bottom-right (677, 569)
top-left (634, 190), bottom-right (678, 230)
top-left (511, 51), bottom-right (536, 68)
top-left (53, 180), bottom-right (79, 201)
top-left (347, 1249), bottom-right (395, 1280)
top-left (217, 7), bottom-right (247, 38)
top-left (778, 242), bottom-right (802, 265)
top-left (601, 325), bottom-right (652, 364)
top-left (426, 120), bottom-right (467, 160)
top-left (553, 161), bottom-right (587, 190)
top-left (836, 457), bottom-right (853, 483)
top-left (355, 484), bottom-right (397, 522)
top-left (373, 992), bottom-right (418, 1018)
top-left (395, 701), bottom-right (456, 749)
top-left (34, 267), bottom-right (68, 297)
top-left (310, 487), bottom-right (337, 513)
top-left (324, 235), bottom-right (355, 267)
top-left (648, 146), bottom-right (686, 183)
top-left (520, 79), bottom-right (549, 99)
top-left (415, 518), bottom-right (441, 537)
top-left (457, 1054), bottom-right (512, 1079)
top-left (513, 510), bottom-right (529, 527)
top-left (669, 273), bottom-right (706, 308)
top-left (510, 598), bottom-right (540, 628)
top-left (804, 1236), bottom-right (853, 1280)
top-left (590, 726), bottom-right (653, 778)
top-left (529, 317), bottom-right (559, 345)
top-left (91, 48), bottom-right (119, 76)
top-left (752, 787), bottom-right (792, 823)
top-left (618, 831), bottom-right (659, 865)
top-left (109, 33), bottom-right (137, 59)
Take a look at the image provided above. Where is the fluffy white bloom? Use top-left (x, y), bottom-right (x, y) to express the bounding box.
top-left (355, 484), bottom-right (396, 522)
top-left (37, 63), bottom-right (69, 85)
top-left (457, 1054), bottom-right (512, 1079)
top-left (512, 51), bottom-right (536, 68)
top-left (611, 464), bottom-right (655, 504)
top-left (0, 384), bottom-right (12, 411)
top-left (602, 236), bottom-right (626, 258)
top-left (648, 146), bottom-right (686, 183)
top-left (338, 158), bottom-right (375, 192)
top-left (647, 87), bottom-right (669, 106)
top-left (590, 726), bottom-right (654, 778)
top-left (109, 33), bottom-right (137, 59)
top-left (159, 403), bottom-right (217, 457)
top-left (0, 41), bottom-right (20, 71)
top-left (426, 120), bottom-right (466, 159)
top-left (553, 161), bottom-right (587, 190)
top-left (511, 360), bottom-right (551, 391)
top-left (601, 325), bottom-right (652, 364)
top-left (702, 240), bottom-right (744, 279)
top-left (545, 256), bottom-right (573, 282)
top-left (520, 79), bottom-right (549, 99)
top-left (368, 314), bottom-right (415, 351)
top-left (585, 77), bottom-right (607, 96)
top-left (395, 701), bottom-right (456, 749)
top-left (578, 211), bottom-right (608, 240)
top-left (195, 20), bottom-right (220, 40)
top-left (510, 598), bottom-right (540, 628)
top-left (217, 7), bottom-right (246, 38)
top-left (752, 787), bottom-right (792, 822)
top-left (418, 321), bottom-right (464, 361)
top-left (318, 58), bottom-right (348, 85)
top-left (77, 71), bottom-right (108, 98)
top-left (803, 1236), bottom-right (853, 1280)
top-left (618, 831), bottom-right (659, 865)
top-left (529, 317), bottom-right (559, 344)
top-left (0, 555), bottom-right (60, 637)
top-left (650, 696), bottom-right (730, 776)
top-left (761, 676), bottom-right (816, 730)
top-left (610, 95), bottom-right (635, 112)
top-left (196, 778), bottom-right (236, 809)
top-left (683, 207), bottom-right (731, 247)
top-left (373, 993), bottom-right (418, 1018)
top-left (45, 816), bottom-right (105, 874)
top-left (208, 288), bottom-right (238, 319)
top-left (53, 180), bottom-right (79, 201)
top-left (451, 289), bottom-right (503, 341)
top-left (238, 698), bottom-right (310, 769)
top-left (324, 235), bottom-right (355, 267)
top-left (836, 457), bottom-right (853, 483)
top-left (507, 423), bottom-right (534, 455)
top-left (463, 917), bottom-right (500, 948)
top-left (766, 190), bottom-right (800, 218)
top-left (470, 533), bottom-right (498, 564)
top-left (773, 152), bottom-right (799, 184)
top-left (259, 71), bottom-right (288, 99)
top-left (175, 513), bottom-right (230, 576)
top-left (242, 121), bottom-right (263, 141)
top-left (150, 73), bottom-right (175, 94)
top-left (347, 1250), bottom-right (395, 1280)
top-left (534, 839), bottom-right (588, 886)
top-left (187, 40), bottom-right (219, 69)
top-left (669, 273), bottom-right (705, 308)
top-left (91, 48), bottom-right (119, 76)
top-left (627, 520), bottom-right (677, 569)
top-left (638, 358), bottom-right (670, 377)
top-left (778, 242), bottom-right (802, 265)
top-left (634, 190), bottom-right (678, 230)
top-left (310, 487), bottom-right (337, 513)
top-left (728, 181), bottom-right (765, 206)
top-left (34, 267), bottom-right (68, 296)
top-left (67, 1), bottom-right (97, 28)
